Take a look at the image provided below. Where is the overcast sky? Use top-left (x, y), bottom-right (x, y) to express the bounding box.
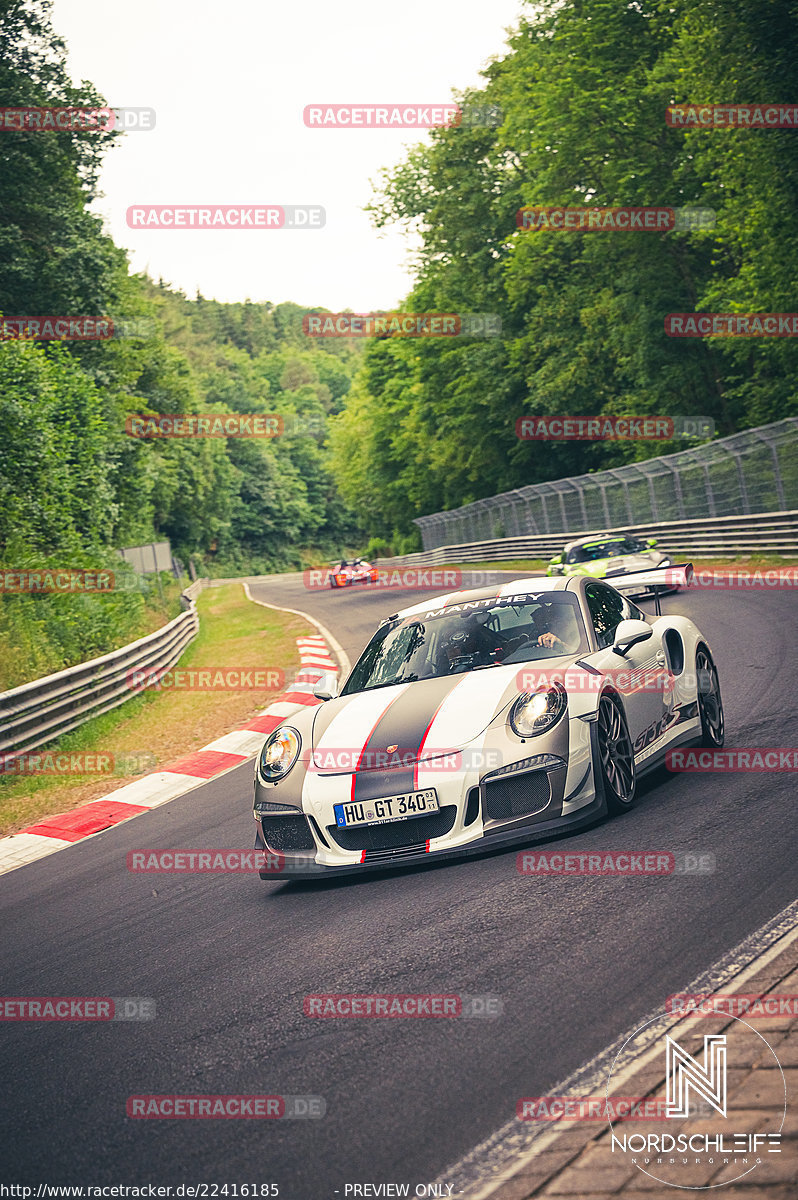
top-left (51, 0), bottom-right (526, 310)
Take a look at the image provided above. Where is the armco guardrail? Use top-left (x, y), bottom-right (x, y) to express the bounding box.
top-left (0, 578), bottom-right (207, 762)
top-left (376, 511), bottom-right (798, 568)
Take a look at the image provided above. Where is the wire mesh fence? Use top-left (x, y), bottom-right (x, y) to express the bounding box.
top-left (414, 419), bottom-right (798, 550)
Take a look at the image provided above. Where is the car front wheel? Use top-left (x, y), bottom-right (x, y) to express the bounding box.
top-left (696, 646), bottom-right (724, 747)
top-left (596, 693), bottom-right (636, 814)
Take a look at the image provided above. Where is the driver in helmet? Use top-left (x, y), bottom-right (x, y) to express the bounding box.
top-left (438, 612), bottom-right (526, 673)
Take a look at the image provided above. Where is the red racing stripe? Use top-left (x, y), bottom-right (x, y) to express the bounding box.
top-left (413, 675), bottom-right (469, 790)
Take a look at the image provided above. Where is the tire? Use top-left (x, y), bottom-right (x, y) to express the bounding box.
top-left (596, 693), bottom-right (637, 815)
top-left (695, 646), bottom-right (724, 748)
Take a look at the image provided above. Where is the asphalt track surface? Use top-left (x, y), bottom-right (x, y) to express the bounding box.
top-left (2, 572), bottom-right (797, 1196)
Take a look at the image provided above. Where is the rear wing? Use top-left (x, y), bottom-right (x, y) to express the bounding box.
top-left (611, 563), bottom-right (693, 614)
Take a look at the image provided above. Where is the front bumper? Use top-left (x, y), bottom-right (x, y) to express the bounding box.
top-left (254, 731), bottom-right (605, 879)
top-left (254, 790), bottom-right (607, 879)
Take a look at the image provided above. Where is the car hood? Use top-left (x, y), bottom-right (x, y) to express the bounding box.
top-left (308, 668), bottom-right (522, 774)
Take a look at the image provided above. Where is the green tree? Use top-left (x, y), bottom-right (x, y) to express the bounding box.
top-left (337, 0), bottom-right (798, 536)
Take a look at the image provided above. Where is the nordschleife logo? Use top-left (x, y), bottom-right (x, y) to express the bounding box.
top-left (607, 1012), bottom-right (785, 1189)
top-left (665, 1034), bottom-right (727, 1118)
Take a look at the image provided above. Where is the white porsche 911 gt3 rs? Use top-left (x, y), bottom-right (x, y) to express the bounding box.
top-left (253, 568), bottom-right (724, 878)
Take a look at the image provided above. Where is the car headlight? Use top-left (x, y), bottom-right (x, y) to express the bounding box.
top-left (259, 727), bottom-right (301, 781)
top-left (509, 683), bottom-right (567, 738)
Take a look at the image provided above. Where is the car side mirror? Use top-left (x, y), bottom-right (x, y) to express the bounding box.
top-left (612, 619), bottom-right (653, 655)
top-left (549, 553), bottom-right (564, 564)
top-left (312, 671), bottom-right (339, 701)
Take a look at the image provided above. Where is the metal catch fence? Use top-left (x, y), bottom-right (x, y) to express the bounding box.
top-left (414, 419), bottom-right (798, 550)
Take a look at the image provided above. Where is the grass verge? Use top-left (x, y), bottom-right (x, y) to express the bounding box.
top-left (0, 583), bottom-right (311, 837)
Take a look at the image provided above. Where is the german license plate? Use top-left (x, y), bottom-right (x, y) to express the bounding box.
top-left (334, 789), bottom-right (439, 828)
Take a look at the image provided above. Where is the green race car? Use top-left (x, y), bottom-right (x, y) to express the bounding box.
top-left (547, 533), bottom-right (675, 597)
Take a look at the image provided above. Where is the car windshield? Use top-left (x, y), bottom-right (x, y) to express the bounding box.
top-left (567, 537), bottom-right (646, 563)
top-left (341, 592), bottom-right (588, 694)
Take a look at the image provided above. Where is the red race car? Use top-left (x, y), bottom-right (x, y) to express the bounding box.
top-left (327, 558), bottom-right (379, 588)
